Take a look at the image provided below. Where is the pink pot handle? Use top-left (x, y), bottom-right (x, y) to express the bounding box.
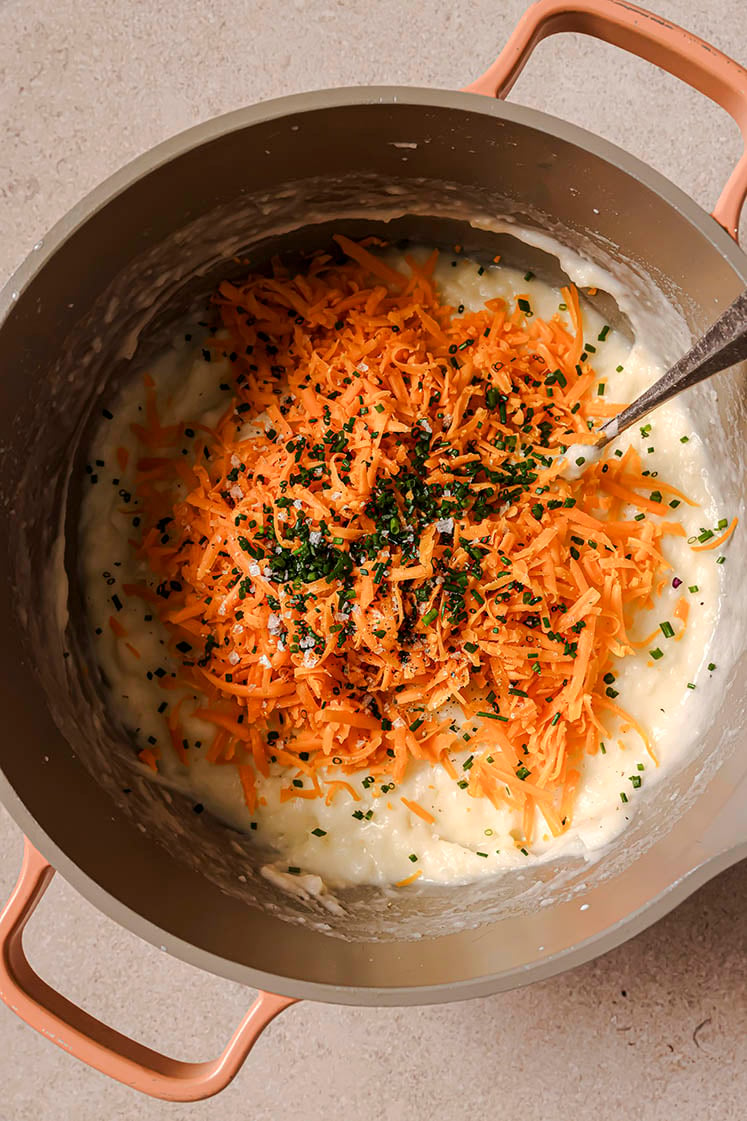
top-left (465, 0), bottom-right (747, 241)
top-left (0, 837), bottom-right (296, 1101)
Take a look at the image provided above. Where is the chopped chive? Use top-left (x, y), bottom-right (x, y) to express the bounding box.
top-left (650, 648), bottom-right (664, 660)
top-left (659, 620), bottom-right (675, 639)
top-left (311, 827), bottom-right (327, 837)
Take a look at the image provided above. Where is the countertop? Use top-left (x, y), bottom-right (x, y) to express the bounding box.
top-left (0, 1), bottom-right (745, 1117)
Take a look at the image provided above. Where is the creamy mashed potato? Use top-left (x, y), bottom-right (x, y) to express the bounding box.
top-left (80, 248), bottom-right (724, 888)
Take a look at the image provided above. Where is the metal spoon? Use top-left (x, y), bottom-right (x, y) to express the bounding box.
top-left (594, 288), bottom-right (747, 449)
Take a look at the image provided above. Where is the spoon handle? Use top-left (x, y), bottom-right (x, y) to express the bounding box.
top-left (597, 288), bottom-right (747, 447)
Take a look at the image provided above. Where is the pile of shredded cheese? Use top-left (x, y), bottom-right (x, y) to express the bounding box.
top-left (117, 236), bottom-right (735, 847)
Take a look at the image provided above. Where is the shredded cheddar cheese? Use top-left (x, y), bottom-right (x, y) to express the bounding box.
top-left (119, 238), bottom-right (731, 848)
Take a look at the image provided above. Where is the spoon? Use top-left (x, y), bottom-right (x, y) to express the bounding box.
top-left (565, 288), bottom-right (747, 472)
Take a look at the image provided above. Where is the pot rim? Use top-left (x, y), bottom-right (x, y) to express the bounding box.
top-left (2, 83), bottom-right (746, 314)
top-left (1, 84), bottom-right (745, 1005)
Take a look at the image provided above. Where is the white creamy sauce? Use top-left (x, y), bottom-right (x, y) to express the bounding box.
top-left (80, 250), bottom-right (723, 888)
top-left (561, 442), bottom-right (604, 479)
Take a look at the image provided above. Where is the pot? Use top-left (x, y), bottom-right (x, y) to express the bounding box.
top-left (0, 0), bottom-right (745, 1101)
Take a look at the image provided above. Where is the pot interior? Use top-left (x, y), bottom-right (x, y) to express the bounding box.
top-left (0, 95), bottom-right (745, 994)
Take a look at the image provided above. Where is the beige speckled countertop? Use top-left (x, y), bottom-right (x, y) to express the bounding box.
top-left (1, 1), bottom-right (745, 1117)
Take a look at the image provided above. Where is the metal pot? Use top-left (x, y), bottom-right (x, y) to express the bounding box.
top-left (0, 0), bottom-right (745, 1101)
